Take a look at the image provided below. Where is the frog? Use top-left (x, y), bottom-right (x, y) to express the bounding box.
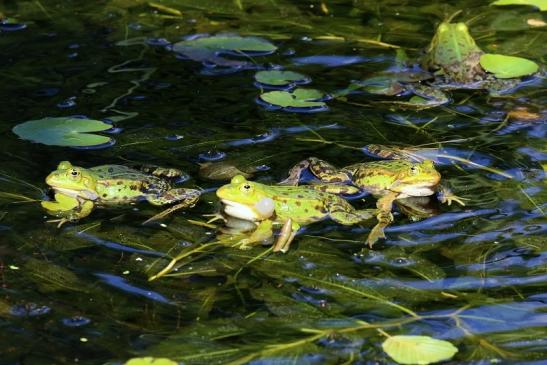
top-left (282, 158), bottom-right (466, 247)
top-left (346, 21), bottom-right (533, 109)
top-left (215, 175), bottom-right (376, 253)
top-left (42, 161), bottom-right (201, 225)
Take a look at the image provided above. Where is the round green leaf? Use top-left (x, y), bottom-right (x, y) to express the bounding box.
top-left (382, 335), bottom-right (458, 365)
top-left (12, 117), bottom-right (114, 147)
top-left (491, 0), bottom-right (547, 11)
top-left (260, 89), bottom-right (325, 107)
top-left (254, 70), bottom-right (310, 87)
top-left (124, 357), bottom-right (178, 365)
top-left (480, 53), bottom-right (539, 78)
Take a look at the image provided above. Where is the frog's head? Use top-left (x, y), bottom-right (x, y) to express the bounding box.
top-left (393, 160), bottom-right (441, 196)
top-left (427, 21), bottom-right (482, 67)
top-left (216, 175), bottom-right (275, 221)
top-left (45, 161), bottom-right (99, 200)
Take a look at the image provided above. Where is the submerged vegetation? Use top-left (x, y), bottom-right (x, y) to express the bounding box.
top-left (0, 0), bottom-right (546, 364)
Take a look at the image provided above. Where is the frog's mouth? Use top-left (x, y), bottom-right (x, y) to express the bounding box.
top-left (51, 187), bottom-right (98, 201)
top-left (221, 198), bottom-right (274, 222)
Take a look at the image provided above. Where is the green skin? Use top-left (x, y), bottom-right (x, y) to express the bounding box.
top-left (425, 22), bottom-right (484, 83)
top-left (282, 158), bottom-right (466, 247)
top-left (216, 175), bottom-right (375, 252)
top-left (42, 161), bottom-right (200, 225)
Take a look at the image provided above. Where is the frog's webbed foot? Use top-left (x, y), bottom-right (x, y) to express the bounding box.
top-left (204, 212), bottom-right (226, 224)
top-left (139, 165), bottom-right (184, 178)
top-left (46, 217), bottom-right (72, 228)
top-left (437, 185), bottom-right (467, 206)
top-left (272, 219), bottom-right (299, 253)
top-left (367, 211), bottom-right (393, 248)
top-left (366, 193), bottom-right (397, 248)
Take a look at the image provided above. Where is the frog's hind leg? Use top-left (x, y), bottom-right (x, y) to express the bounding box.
top-left (280, 157), bottom-right (351, 185)
top-left (143, 189), bottom-right (201, 224)
top-left (140, 165), bottom-right (184, 178)
top-left (367, 192), bottom-right (398, 248)
top-left (147, 188), bottom-right (201, 206)
top-left (328, 199), bottom-right (376, 225)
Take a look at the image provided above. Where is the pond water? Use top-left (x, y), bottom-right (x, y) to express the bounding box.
top-left (0, 1), bottom-right (546, 364)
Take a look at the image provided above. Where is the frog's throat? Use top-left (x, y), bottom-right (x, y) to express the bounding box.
top-left (395, 184), bottom-right (436, 197)
top-left (221, 198), bottom-right (275, 221)
top-left (52, 187), bottom-right (98, 200)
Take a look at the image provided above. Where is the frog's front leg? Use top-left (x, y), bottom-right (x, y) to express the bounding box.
top-left (237, 220), bottom-right (274, 250)
top-left (147, 188), bottom-right (201, 207)
top-left (437, 184), bottom-right (467, 206)
top-left (281, 157), bottom-right (351, 185)
top-left (367, 192), bottom-right (398, 248)
top-left (43, 197), bottom-right (94, 227)
top-left (272, 218), bottom-right (299, 253)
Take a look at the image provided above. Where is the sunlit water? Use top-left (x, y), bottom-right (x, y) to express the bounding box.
top-left (0, 1), bottom-right (545, 364)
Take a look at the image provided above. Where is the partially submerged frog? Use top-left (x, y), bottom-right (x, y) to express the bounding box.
top-left (352, 21), bottom-right (536, 108)
top-left (42, 161), bottom-right (201, 225)
top-left (282, 158), bottom-right (466, 247)
top-left (216, 175), bottom-right (375, 253)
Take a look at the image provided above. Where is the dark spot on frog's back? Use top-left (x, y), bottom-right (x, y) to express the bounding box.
top-left (295, 201), bottom-right (301, 206)
top-left (297, 194), bottom-right (304, 198)
top-left (130, 185), bottom-right (138, 190)
top-left (117, 181), bottom-right (123, 185)
top-left (102, 193), bottom-right (107, 198)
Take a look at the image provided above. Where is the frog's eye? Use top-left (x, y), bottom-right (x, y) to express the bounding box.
top-left (410, 165), bottom-right (420, 175)
top-left (456, 23), bottom-right (468, 32)
top-left (69, 169), bottom-right (81, 178)
top-left (438, 23), bottom-right (449, 33)
top-left (240, 183), bottom-right (253, 193)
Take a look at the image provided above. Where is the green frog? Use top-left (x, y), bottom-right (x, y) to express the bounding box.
top-left (282, 158), bottom-right (466, 247)
top-left (216, 175), bottom-right (375, 253)
top-left (42, 161), bottom-right (200, 225)
top-left (350, 21), bottom-right (534, 108)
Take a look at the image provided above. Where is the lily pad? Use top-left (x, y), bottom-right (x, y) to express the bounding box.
top-left (382, 335), bottom-right (458, 365)
top-left (491, 0), bottom-right (547, 11)
top-left (12, 117), bottom-right (114, 148)
top-left (254, 70), bottom-right (310, 89)
top-left (258, 88), bottom-right (328, 112)
top-left (480, 53), bottom-right (539, 78)
top-left (124, 357), bottom-right (178, 365)
top-left (172, 35), bottom-right (277, 69)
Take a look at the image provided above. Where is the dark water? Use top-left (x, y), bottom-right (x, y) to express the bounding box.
top-left (0, 1), bottom-right (546, 364)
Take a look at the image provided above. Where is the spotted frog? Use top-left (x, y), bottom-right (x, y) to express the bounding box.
top-left (42, 161), bottom-right (200, 225)
top-left (282, 158), bottom-right (466, 247)
top-left (215, 175), bottom-right (375, 253)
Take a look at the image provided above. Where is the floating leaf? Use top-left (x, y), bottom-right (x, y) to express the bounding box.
top-left (254, 70), bottom-right (310, 88)
top-left (258, 88), bottom-right (328, 112)
top-left (172, 35), bottom-right (277, 69)
top-left (124, 357), bottom-right (178, 365)
top-left (491, 0), bottom-right (547, 11)
top-left (480, 53), bottom-right (539, 78)
top-left (12, 117), bottom-right (114, 147)
top-left (382, 335), bottom-right (458, 365)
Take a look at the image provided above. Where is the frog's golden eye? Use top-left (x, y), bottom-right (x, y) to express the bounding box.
top-left (438, 23), bottom-right (449, 33)
top-left (410, 166), bottom-right (420, 175)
